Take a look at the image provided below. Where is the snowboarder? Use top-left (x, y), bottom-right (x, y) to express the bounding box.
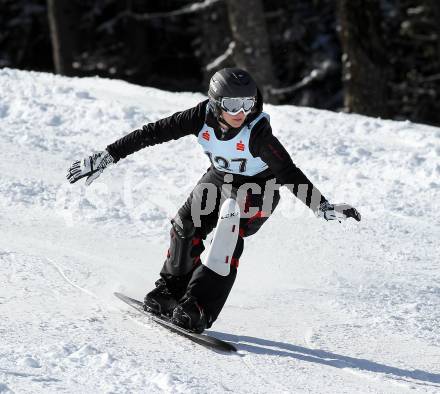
top-left (67, 68), bottom-right (361, 334)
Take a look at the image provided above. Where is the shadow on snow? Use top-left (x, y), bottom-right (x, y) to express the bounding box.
top-left (208, 331), bottom-right (440, 387)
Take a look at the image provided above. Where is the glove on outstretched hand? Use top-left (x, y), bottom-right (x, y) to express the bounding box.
top-left (317, 201), bottom-right (361, 222)
top-left (66, 150), bottom-right (114, 186)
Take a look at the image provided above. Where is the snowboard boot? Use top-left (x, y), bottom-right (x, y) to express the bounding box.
top-left (171, 296), bottom-right (208, 334)
top-left (144, 278), bottom-right (178, 317)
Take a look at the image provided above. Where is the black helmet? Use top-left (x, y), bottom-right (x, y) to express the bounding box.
top-left (208, 68), bottom-right (257, 117)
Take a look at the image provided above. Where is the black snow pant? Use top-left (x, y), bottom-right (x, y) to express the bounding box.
top-left (160, 167), bottom-right (280, 327)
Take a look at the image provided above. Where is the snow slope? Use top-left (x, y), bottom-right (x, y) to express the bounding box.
top-left (0, 68), bottom-right (439, 393)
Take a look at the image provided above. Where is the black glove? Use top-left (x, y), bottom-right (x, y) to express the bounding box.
top-left (317, 201), bottom-right (361, 222)
top-left (66, 150), bottom-right (114, 185)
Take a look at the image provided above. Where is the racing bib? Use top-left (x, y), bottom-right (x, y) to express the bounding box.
top-left (197, 112), bottom-right (269, 176)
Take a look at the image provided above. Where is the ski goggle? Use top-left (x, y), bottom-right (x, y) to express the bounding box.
top-left (219, 97), bottom-right (256, 115)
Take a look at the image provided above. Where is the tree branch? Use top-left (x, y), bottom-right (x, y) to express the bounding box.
top-left (270, 60), bottom-right (337, 97)
top-left (126, 0), bottom-right (223, 21)
top-left (97, 0), bottom-right (224, 32)
top-left (205, 41), bottom-right (235, 73)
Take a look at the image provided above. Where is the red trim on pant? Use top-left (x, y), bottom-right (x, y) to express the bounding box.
top-left (239, 210), bottom-right (268, 237)
top-left (192, 237), bottom-right (201, 246)
top-left (247, 210), bottom-right (268, 225)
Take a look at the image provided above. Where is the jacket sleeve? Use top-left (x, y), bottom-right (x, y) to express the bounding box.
top-left (106, 100), bottom-right (208, 162)
top-left (249, 118), bottom-right (327, 212)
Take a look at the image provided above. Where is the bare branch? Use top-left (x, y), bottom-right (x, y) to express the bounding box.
top-left (126, 0), bottom-right (223, 21)
top-left (205, 41), bottom-right (235, 73)
top-left (270, 60), bottom-right (337, 97)
top-left (97, 0), bottom-right (224, 31)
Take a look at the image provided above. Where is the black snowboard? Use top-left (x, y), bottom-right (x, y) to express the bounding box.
top-left (114, 292), bottom-right (237, 352)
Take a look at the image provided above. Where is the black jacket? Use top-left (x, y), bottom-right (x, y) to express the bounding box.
top-left (106, 99), bottom-right (327, 212)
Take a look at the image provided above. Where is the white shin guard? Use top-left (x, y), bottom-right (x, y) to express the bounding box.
top-left (203, 198), bottom-right (240, 276)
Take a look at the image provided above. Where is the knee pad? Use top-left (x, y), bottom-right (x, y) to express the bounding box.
top-left (163, 216), bottom-right (204, 276)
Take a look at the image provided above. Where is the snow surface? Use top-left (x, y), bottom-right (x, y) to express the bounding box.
top-left (0, 68), bottom-right (439, 393)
